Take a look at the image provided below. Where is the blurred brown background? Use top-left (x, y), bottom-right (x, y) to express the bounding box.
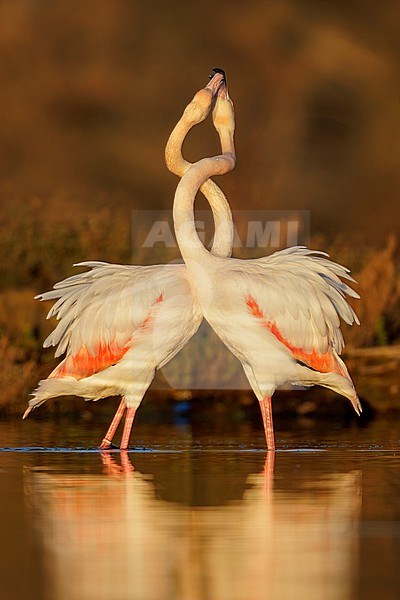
top-left (0, 0), bottom-right (399, 413)
top-left (1, 1), bottom-right (400, 234)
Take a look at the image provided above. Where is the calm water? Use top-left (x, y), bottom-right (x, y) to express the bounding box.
top-left (0, 416), bottom-right (399, 600)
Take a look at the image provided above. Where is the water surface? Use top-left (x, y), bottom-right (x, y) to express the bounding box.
top-left (0, 418), bottom-right (399, 600)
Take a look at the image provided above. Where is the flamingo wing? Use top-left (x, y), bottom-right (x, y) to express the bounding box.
top-left (37, 261), bottom-right (192, 379)
top-left (229, 246), bottom-right (359, 372)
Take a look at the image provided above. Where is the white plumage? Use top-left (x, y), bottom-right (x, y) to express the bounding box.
top-left (32, 262), bottom-right (200, 406)
top-left (25, 69), bottom-right (361, 451)
top-left (228, 247), bottom-right (359, 355)
top-left (24, 71), bottom-right (233, 449)
top-left (172, 80), bottom-right (361, 451)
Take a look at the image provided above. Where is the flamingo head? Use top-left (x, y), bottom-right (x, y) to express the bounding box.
top-left (184, 68), bottom-right (225, 126)
top-left (211, 69), bottom-right (235, 138)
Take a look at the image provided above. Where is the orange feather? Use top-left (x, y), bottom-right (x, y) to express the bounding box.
top-left (50, 293), bottom-right (165, 380)
top-left (246, 295), bottom-right (345, 376)
top-left (50, 342), bottom-right (130, 380)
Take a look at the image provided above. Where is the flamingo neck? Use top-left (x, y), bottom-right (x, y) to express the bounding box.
top-left (165, 119), bottom-right (191, 178)
top-left (166, 120), bottom-right (234, 258)
top-left (173, 153), bottom-right (236, 269)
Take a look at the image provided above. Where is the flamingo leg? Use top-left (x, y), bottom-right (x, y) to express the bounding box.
top-left (262, 451), bottom-right (275, 496)
top-left (100, 451), bottom-right (135, 475)
top-left (120, 450), bottom-right (135, 473)
top-left (120, 407), bottom-right (136, 450)
top-left (99, 398), bottom-right (126, 449)
top-left (259, 396), bottom-right (275, 451)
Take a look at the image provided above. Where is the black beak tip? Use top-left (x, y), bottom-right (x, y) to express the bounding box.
top-left (209, 67), bottom-right (226, 83)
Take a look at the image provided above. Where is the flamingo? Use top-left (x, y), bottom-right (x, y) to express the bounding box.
top-left (23, 70), bottom-right (233, 449)
top-left (173, 77), bottom-right (361, 451)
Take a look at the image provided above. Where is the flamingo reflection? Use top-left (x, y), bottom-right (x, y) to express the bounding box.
top-left (25, 452), bottom-right (360, 600)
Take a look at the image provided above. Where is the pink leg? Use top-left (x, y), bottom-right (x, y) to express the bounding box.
top-left (120, 407), bottom-right (136, 450)
top-left (262, 451), bottom-right (275, 497)
top-left (99, 399), bottom-right (126, 449)
top-left (100, 451), bottom-right (135, 476)
top-left (263, 451), bottom-right (275, 477)
top-left (259, 396), bottom-right (275, 451)
top-left (100, 452), bottom-right (123, 476)
top-left (120, 450), bottom-right (135, 473)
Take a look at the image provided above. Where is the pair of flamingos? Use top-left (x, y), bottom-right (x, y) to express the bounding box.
top-left (24, 70), bottom-right (361, 450)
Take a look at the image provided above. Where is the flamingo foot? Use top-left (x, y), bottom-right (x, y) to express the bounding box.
top-left (99, 438), bottom-right (113, 450)
top-left (99, 398), bottom-right (126, 449)
top-left (259, 396), bottom-right (276, 452)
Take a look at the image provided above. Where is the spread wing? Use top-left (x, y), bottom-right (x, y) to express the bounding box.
top-left (230, 246), bottom-right (359, 360)
top-left (37, 261), bottom-right (194, 378)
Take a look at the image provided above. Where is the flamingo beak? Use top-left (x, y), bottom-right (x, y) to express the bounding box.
top-left (210, 67), bottom-right (226, 84)
top-left (208, 67), bottom-right (230, 101)
top-left (205, 67), bottom-right (226, 97)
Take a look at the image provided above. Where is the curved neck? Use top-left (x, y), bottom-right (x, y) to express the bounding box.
top-left (166, 117), bottom-right (233, 258)
top-left (165, 119), bottom-right (192, 177)
top-left (173, 153), bottom-right (236, 268)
